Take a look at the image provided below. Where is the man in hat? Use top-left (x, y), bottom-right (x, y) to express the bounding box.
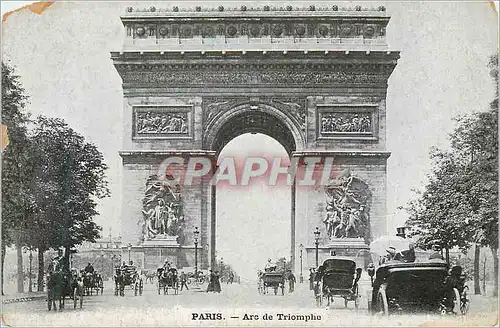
top-left (264, 259), bottom-right (277, 272)
top-left (429, 244), bottom-right (445, 261)
top-left (179, 271), bottom-right (189, 291)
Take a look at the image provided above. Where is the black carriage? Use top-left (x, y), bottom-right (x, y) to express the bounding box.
top-left (258, 272), bottom-right (285, 295)
top-left (314, 258), bottom-right (362, 308)
top-left (82, 272), bottom-right (104, 296)
top-left (46, 270), bottom-right (84, 311)
top-left (368, 261), bottom-right (469, 315)
top-left (157, 267), bottom-right (179, 295)
top-left (114, 265), bottom-right (143, 296)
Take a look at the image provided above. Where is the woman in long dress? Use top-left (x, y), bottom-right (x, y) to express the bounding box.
top-left (213, 271), bottom-right (221, 293)
top-left (206, 270), bottom-right (215, 292)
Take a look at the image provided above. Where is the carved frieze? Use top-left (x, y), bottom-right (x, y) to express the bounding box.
top-left (127, 21), bottom-right (387, 40)
top-left (137, 112), bottom-right (188, 134)
top-left (320, 113), bottom-right (372, 133)
top-left (316, 104), bottom-right (377, 139)
top-left (118, 63), bottom-right (394, 87)
top-left (133, 105), bottom-right (192, 139)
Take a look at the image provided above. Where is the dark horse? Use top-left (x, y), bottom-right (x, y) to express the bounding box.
top-left (83, 272), bottom-right (103, 295)
top-left (47, 271), bottom-right (65, 311)
top-left (47, 270), bottom-right (82, 311)
top-left (114, 268), bottom-right (125, 296)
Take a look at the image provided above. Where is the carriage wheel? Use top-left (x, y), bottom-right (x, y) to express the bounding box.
top-left (316, 294), bottom-right (323, 307)
top-left (460, 288), bottom-right (469, 315)
top-left (354, 285), bottom-right (359, 309)
top-left (47, 289), bottom-right (53, 311)
top-left (377, 285), bottom-right (389, 316)
top-left (73, 288), bottom-right (78, 309)
top-left (452, 288), bottom-right (461, 314)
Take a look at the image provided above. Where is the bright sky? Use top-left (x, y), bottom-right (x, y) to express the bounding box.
top-left (2, 1), bottom-right (498, 278)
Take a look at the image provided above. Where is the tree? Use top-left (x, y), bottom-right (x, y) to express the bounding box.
top-left (29, 116), bottom-right (110, 268)
top-left (403, 54), bottom-right (498, 296)
top-left (1, 62), bottom-right (33, 294)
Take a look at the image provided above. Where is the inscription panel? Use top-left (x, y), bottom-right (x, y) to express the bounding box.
top-left (133, 105), bottom-right (193, 139)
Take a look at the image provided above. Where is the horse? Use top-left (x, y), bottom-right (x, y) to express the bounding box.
top-left (114, 268), bottom-right (125, 296)
top-left (144, 270), bottom-right (156, 284)
top-left (47, 271), bottom-right (66, 311)
top-left (83, 272), bottom-right (95, 296)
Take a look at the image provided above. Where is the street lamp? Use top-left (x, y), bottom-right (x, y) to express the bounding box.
top-left (194, 227), bottom-right (200, 281)
top-left (28, 248), bottom-right (33, 292)
top-left (299, 244), bottom-right (304, 283)
top-left (220, 257), bottom-right (224, 280)
top-left (100, 250), bottom-right (104, 275)
top-left (314, 227), bottom-right (320, 268)
top-left (127, 243), bottom-right (132, 264)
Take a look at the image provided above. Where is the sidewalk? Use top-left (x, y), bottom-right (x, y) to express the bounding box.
top-left (2, 291), bottom-right (46, 304)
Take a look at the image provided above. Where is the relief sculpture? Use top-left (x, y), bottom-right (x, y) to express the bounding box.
top-left (321, 113), bottom-right (371, 133)
top-left (323, 169), bottom-right (371, 241)
top-left (136, 112), bottom-right (188, 134)
top-left (141, 175), bottom-right (184, 240)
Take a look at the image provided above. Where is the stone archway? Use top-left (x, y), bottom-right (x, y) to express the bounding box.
top-left (113, 6), bottom-right (399, 274)
top-left (206, 102), bottom-right (305, 269)
top-left (205, 102), bottom-right (306, 156)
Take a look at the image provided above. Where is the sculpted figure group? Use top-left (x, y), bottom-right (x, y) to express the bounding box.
top-left (141, 175), bottom-right (184, 239)
top-left (136, 112), bottom-right (188, 134)
top-left (323, 170), bottom-right (371, 240)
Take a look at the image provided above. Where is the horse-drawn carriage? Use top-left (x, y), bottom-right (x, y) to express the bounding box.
top-left (114, 265), bottom-right (143, 296)
top-left (368, 261), bottom-right (470, 315)
top-left (157, 267), bottom-right (179, 295)
top-left (314, 258), bottom-right (362, 308)
top-left (258, 271), bottom-right (285, 295)
top-left (46, 269), bottom-right (84, 311)
top-left (82, 271), bottom-right (104, 296)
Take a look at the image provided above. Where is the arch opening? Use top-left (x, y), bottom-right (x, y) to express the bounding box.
top-left (206, 103), bottom-right (304, 156)
top-left (215, 133), bottom-right (292, 281)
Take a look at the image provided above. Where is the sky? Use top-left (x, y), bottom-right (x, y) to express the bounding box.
top-left (2, 1), bottom-right (498, 277)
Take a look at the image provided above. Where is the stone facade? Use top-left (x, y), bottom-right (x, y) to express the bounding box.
top-left (112, 6), bottom-right (399, 272)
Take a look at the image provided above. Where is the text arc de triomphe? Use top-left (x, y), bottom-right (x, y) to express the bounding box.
top-left (113, 6), bottom-right (399, 272)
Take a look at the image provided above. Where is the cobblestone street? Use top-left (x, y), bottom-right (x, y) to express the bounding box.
top-left (3, 278), bottom-right (497, 327)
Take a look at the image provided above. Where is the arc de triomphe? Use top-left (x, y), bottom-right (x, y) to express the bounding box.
top-left (111, 5), bottom-right (399, 272)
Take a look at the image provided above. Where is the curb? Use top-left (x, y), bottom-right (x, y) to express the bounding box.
top-left (2, 295), bottom-right (46, 304)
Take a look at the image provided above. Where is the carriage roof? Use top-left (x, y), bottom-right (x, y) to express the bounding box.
top-left (320, 258), bottom-right (357, 273)
top-left (375, 261), bottom-right (448, 280)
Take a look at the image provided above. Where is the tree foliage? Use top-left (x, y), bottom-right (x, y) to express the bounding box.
top-left (1, 62), bottom-right (33, 248)
top-left (403, 54), bottom-right (498, 252)
top-left (29, 116), bottom-right (110, 252)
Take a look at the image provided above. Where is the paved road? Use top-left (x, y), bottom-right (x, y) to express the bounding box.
top-left (2, 280), bottom-right (497, 327)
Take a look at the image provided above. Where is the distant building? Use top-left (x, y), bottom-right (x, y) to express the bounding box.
top-left (71, 236), bottom-right (123, 279)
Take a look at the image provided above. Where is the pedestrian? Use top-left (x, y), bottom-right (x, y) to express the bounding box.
top-left (180, 271), bottom-right (189, 291)
top-left (206, 270), bottom-right (215, 292)
top-left (309, 268), bottom-right (315, 290)
top-left (288, 271), bottom-right (296, 293)
top-left (214, 271), bottom-right (221, 293)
